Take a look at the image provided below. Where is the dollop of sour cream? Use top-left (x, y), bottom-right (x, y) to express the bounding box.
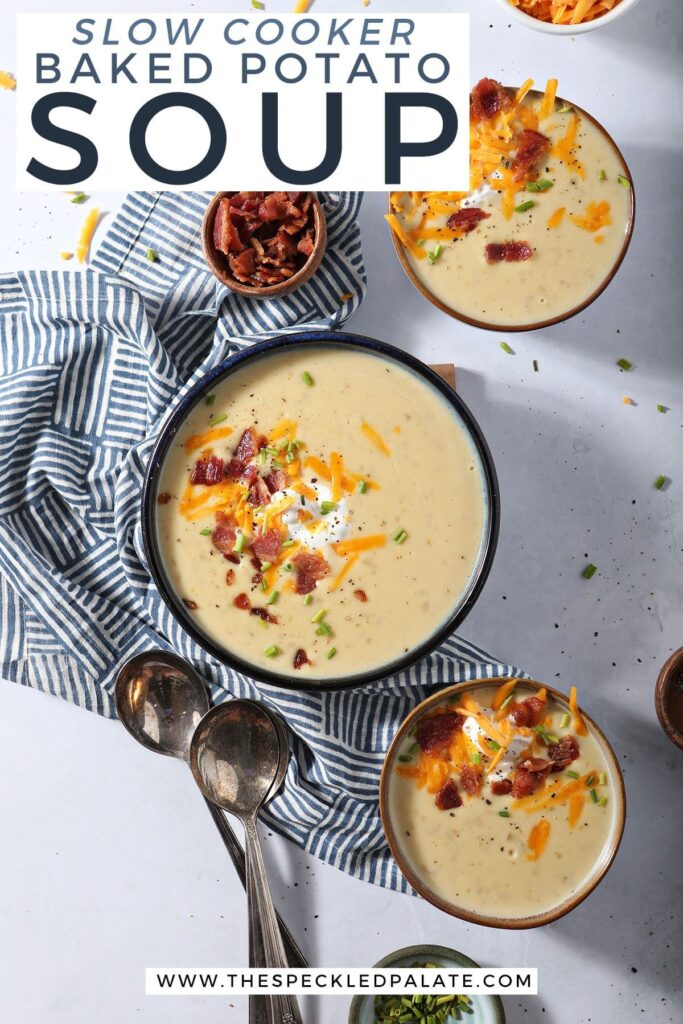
top-left (280, 481), bottom-right (350, 551)
top-left (463, 710), bottom-right (529, 783)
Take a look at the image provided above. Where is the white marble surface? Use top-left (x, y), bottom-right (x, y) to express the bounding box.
top-left (0, 2), bottom-right (681, 1022)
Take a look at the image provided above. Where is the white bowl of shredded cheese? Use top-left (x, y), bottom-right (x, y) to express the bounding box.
top-left (495, 0), bottom-right (642, 34)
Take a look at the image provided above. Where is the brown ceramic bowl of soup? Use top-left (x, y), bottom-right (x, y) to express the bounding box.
top-left (201, 191), bottom-right (327, 298)
top-left (387, 77), bottom-right (635, 332)
top-left (380, 678), bottom-right (626, 928)
top-left (142, 332), bottom-right (499, 691)
top-left (655, 648), bottom-right (683, 751)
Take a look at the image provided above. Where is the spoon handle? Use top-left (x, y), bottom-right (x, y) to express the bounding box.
top-left (203, 797), bottom-right (308, 969)
top-left (244, 815), bottom-right (304, 1024)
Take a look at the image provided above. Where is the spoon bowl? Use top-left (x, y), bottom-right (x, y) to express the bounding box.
top-left (115, 650), bottom-right (209, 762)
top-left (190, 701), bottom-right (282, 818)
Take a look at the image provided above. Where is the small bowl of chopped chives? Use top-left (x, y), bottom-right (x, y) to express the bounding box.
top-left (347, 946), bottom-right (505, 1024)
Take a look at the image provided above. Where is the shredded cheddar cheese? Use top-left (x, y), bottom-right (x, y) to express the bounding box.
top-left (184, 426), bottom-right (234, 453)
top-left (360, 422), bottom-right (391, 456)
top-left (333, 534), bottom-right (387, 557)
top-left (570, 200), bottom-right (612, 233)
top-left (526, 818), bottom-right (551, 861)
top-left (75, 207), bottom-right (100, 264)
top-left (0, 70), bottom-right (16, 91)
top-left (509, 0), bottom-right (623, 25)
top-left (330, 554), bottom-right (359, 591)
top-left (569, 686), bottom-right (588, 736)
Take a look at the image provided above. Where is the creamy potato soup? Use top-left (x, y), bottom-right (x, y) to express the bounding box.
top-left (155, 346), bottom-right (488, 679)
top-left (388, 77), bottom-right (633, 328)
top-left (388, 682), bottom-right (619, 921)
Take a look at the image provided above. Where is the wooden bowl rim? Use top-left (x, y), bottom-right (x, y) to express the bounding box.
top-left (655, 647), bottom-right (683, 751)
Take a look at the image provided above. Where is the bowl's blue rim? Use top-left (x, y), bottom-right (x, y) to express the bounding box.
top-left (347, 944), bottom-right (506, 1023)
top-left (141, 330), bottom-right (500, 692)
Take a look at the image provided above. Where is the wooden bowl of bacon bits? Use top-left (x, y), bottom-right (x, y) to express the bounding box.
top-left (202, 191), bottom-right (327, 298)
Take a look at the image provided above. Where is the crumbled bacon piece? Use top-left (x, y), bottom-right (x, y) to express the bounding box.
top-left (485, 241), bottom-right (534, 264)
top-left (293, 648), bottom-right (310, 670)
top-left (241, 464), bottom-right (259, 485)
top-left (224, 458), bottom-right (245, 479)
top-left (225, 569), bottom-right (235, 586)
top-left (211, 518), bottom-right (237, 557)
top-left (248, 477), bottom-right (271, 508)
top-left (491, 778), bottom-right (513, 796)
top-left (354, 589), bottom-right (368, 603)
top-left (182, 598), bottom-right (198, 610)
top-left (548, 735), bottom-right (580, 772)
top-left (512, 129), bottom-right (551, 182)
top-left (234, 427), bottom-right (265, 463)
top-left (459, 764), bottom-right (482, 797)
top-left (234, 593), bottom-right (251, 610)
top-left (470, 78), bottom-right (511, 122)
top-left (190, 455), bottom-right (224, 485)
top-left (157, 492), bottom-right (171, 505)
top-left (250, 607), bottom-right (278, 624)
top-left (292, 550), bottom-right (329, 595)
top-left (229, 248), bottom-right (256, 283)
top-left (211, 191), bottom-right (317, 289)
top-left (415, 712), bottom-right (464, 756)
top-left (435, 779), bottom-right (462, 811)
top-left (265, 468), bottom-right (287, 494)
top-left (447, 207), bottom-right (490, 234)
top-left (252, 528), bottom-right (282, 562)
top-left (509, 696), bottom-right (546, 727)
top-left (511, 757), bottom-right (551, 799)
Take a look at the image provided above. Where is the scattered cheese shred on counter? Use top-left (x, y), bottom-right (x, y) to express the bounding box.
top-left (59, 252), bottom-right (73, 261)
top-left (293, 1), bottom-right (314, 11)
top-left (509, 0), bottom-right (623, 25)
top-left (75, 207), bottom-right (100, 264)
top-left (0, 69), bottom-right (16, 90)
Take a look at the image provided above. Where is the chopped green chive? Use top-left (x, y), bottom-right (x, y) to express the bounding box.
top-left (70, 192), bottom-right (88, 204)
top-left (311, 608), bottom-right (327, 624)
top-left (598, 169), bottom-right (607, 182)
top-left (260, 580), bottom-right (267, 591)
top-left (326, 647), bottom-right (337, 660)
top-left (251, 0), bottom-right (265, 8)
top-left (500, 341), bottom-right (515, 355)
top-left (286, 451), bottom-right (295, 463)
top-left (320, 500), bottom-right (337, 515)
top-left (416, 238), bottom-right (425, 247)
top-left (208, 413), bottom-right (227, 426)
top-left (264, 645), bottom-right (279, 658)
top-left (145, 247), bottom-right (158, 262)
top-left (655, 475), bottom-right (668, 490)
top-left (199, 528), bottom-right (212, 536)
top-left (557, 103), bottom-right (573, 114)
top-left (533, 359), bottom-right (539, 372)
top-left (427, 244), bottom-right (443, 265)
top-left (304, 594), bottom-right (313, 606)
top-left (205, 394), bottom-right (216, 406)
top-left (585, 774), bottom-right (595, 787)
top-left (599, 796), bottom-right (609, 808)
top-left (258, 448), bottom-right (267, 465)
top-left (357, 479), bottom-right (368, 494)
top-left (264, 446), bottom-right (278, 456)
top-left (392, 528), bottom-right (408, 544)
top-left (560, 712), bottom-right (571, 729)
top-left (590, 787), bottom-right (599, 804)
top-left (657, 404), bottom-right (667, 413)
top-left (535, 724), bottom-right (559, 745)
top-left (616, 357), bottom-right (633, 371)
top-left (283, 562), bottom-right (293, 572)
top-left (500, 692), bottom-right (516, 712)
top-left (234, 532), bottom-right (245, 554)
top-left (582, 563), bottom-right (598, 579)
top-left (260, 562), bottom-right (272, 571)
top-left (567, 770), bottom-right (580, 779)
top-left (498, 810), bottom-right (511, 818)
top-left (527, 179), bottom-right (553, 193)
top-left (316, 621), bottom-right (332, 637)
top-left (266, 590), bottom-right (279, 606)
top-left (302, 371), bottom-right (314, 387)
top-left (398, 754), bottom-right (412, 763)
top-left (300, 494), bottom-right (306, 506)
top-left (487, 739), bottom-right (501, 752)
top-left (282, 538), bottom-right (295, 548)
top-left (514, 200), bottom-right (536, 213)
top-left (617, 174), bottom-right (631, 190)
top-left (598, 772), bottom-right (607, 786)
top-left (472, 752), bottom-right (481, 765)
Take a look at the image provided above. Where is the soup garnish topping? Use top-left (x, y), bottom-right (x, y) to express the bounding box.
top-left (396, 682), bottom-right (609, 861)
top-left (508, 0), bottom-right (624, 26)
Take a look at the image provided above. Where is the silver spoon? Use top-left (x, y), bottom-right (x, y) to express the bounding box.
top-left (114, 651), bottom-right (306, 974)
top-left (191, 701), bottom-right (304, 1024)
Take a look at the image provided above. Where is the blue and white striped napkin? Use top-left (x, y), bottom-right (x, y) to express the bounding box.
top-left (0, 191), bottom-right (522, 890)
